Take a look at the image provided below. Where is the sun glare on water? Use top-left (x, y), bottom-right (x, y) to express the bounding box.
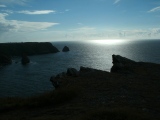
top-left (92, 39), bottom-right (126, 45)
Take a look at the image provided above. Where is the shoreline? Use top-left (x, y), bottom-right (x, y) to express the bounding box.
top-left (0, 55), bottom-right (160, 119)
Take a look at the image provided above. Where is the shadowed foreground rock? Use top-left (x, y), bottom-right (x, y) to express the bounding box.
top-left (111, 54), bottom-right (137, 73)
top-left (48, 55), bottom-right (160, 120)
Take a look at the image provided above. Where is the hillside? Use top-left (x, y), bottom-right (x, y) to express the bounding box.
top-left (0, 55), bottom-right (160, 120)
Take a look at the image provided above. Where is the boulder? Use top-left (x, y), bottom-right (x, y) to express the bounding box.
top-left (62, 46), bottom-right (70, 52)
top-left (55, 72), bottom-right (66, 79)
top-left (0, 54), bottom-right (12, 66)
top-left (21, 54), bottom-right (30, 65)
top-left (50, 75), bottom-right (60, 89)
top-left (110, 54), bottom-right (136, 73)
top-left (67, 68), bottom-right (79, 77)
top-left (50, 72), bottom-right (66, 89)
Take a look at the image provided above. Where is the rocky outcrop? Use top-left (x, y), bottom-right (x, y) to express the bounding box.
top-left (0, 54), bottom-right (12, 66)
top-left (62, 46), bottom-right (69, 52)
top-left (50, 67), bottom-right (100, 88)
top-left (80, 66), bottom-right (95, 72)
top-left (110, 54), bottom-right (136, 73)
top-left (50, 68), bottom-right (79, 89)
top-left (21, 54), bottom-right (30, 65)
top-left (50, 75), bottom-right (60, 89)
top-left (50, 54), bottom-right (160, 89)
top-left (0, 42), bottom-right (59, 56)
top-left (67, 68), bottom-right (79, 77)
top-left (50, 72), bottom-right (67, 88)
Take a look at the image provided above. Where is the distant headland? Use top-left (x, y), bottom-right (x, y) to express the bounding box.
top-left (0, 42), bottom-right (59, 66)
top-left (0, 42), bottom-right (59, 56)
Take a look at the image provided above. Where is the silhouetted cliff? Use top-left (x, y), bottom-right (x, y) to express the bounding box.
top-left (0, 42), bottom-right (59, 56)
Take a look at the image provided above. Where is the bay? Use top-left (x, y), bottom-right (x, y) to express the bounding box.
top-left (0, 40), bottom-right (160, 97)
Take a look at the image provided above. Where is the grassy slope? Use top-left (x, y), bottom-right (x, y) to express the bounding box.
top-left (0, 62), bottom-right (160, 120)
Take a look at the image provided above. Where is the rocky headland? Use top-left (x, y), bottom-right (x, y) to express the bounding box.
top-left (0, 55), bottom-right (160, 120)
top-left (0, 54), bottom-right (12, 66)
top-left (0, 42), bottom-right (59, 56)
top-left (0, 42), bottom-right (59, 66)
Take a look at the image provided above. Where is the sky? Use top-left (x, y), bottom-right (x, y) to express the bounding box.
top-left (0, 0), bottom-right (160, 43)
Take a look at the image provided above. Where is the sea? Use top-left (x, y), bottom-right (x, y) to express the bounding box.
top-left (0, 39), bottom-right (160, 97)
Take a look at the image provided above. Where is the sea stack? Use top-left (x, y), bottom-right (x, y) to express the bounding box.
top-left (62, 46), bottom-right (70, 52)
top-left (21, 54), bottom-right (30, 65)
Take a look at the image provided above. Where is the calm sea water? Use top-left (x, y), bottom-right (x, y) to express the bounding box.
top-left (0, 40), bottom-right (160, 97)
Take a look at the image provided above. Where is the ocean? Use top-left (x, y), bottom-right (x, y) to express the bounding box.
top-left (0, 40), bottom-right (160, 97)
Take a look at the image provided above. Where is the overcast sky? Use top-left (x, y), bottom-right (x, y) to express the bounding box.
top-left (0, 0), bottom-right (160, 43)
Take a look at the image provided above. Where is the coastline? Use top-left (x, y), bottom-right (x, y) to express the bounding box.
top-left (0, 42), bottom-right (59, 66)
top-left (0, 55), bottom-right (160, 120)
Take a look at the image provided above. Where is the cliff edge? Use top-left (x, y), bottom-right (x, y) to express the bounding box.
top-left (0, 55), bottom-right (160, 120)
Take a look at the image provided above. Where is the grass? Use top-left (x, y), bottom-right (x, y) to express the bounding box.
top-left (0, 86), bottom-right (80, 110)
top-left (75, 107), bottom-right (149, 120)
top-left (1, 62), bottom-right (160, 120)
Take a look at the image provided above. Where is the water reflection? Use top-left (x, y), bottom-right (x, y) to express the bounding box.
top-left (90, 39), bottom-right (127, 45)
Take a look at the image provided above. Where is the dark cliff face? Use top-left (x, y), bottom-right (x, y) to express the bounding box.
top-left (0, 54), bottom-right (12, 66)
top-left (0, 42), bottom-right (59, 56)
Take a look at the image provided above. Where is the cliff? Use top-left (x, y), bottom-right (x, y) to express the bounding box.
top-left (0, 55), bottom-right (160, 120)
top-left (0, 42), bottom-right (59, 56)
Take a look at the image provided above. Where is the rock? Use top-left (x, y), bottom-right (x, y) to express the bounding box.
top-left (62, 46), bottom-right (70, 52)
top-left (55, 72), bottom-right (66, 79)
top-left (80, 66), bottom-right (95, 72)
top-left (0, 54), bottom-right (12, 66)
top-left (112, 54), bottom-right (135, 65)
top-left (50, 72), bottom-right (66, 89)
top-left (21, 54), bottom-right (30, 65)
top-left (50, 76), bottom-right (60, 89)
top-left (67, 68), bottom-right (79, 77)
top-left (110, 54), bottom-right (136, 73)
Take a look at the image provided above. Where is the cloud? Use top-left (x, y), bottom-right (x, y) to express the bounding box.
top-left (65, 9), bottom-right (70, 12)
top-left (114, 0), bottom-right (121, 4)
top-left (77, 23), bottom-right (83, 25)
top-left (148, 6), bottom-right (160, 13)
top-left (70, 27), bottom-right (95, 32)
top-left (18, 10), bottom-right (56, 15)
top-left (0, 4), bottom-right (6, 7)
top-left (0, 13), bottom-right (59, 33)
top-left (1, 10), bottom-right (55, 15)
top-left (0, 22), bottom-right (14, 33)
top-left (10, 21), bottom-right (59, 32)
top-left (0, 0), bottom-right (28, 6)
top-left (0, 13), bottom-right (15, 33)
top-left (1, 10), bottom-right (13, 14)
